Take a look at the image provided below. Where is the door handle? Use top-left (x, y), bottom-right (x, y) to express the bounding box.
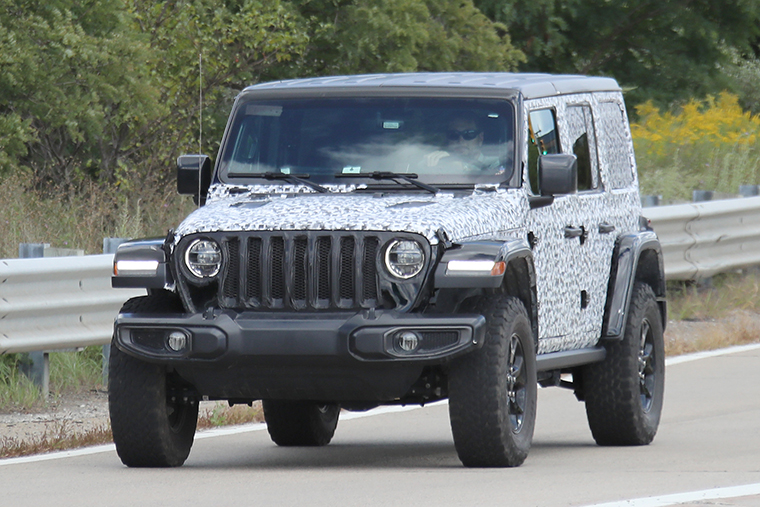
top-left (598, 223), bottom-right (616, 234)
top-left (564, 226), bottom-right (583, 239)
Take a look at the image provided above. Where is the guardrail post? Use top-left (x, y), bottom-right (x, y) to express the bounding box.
top-left (18, 243), bottom-right (46, 258)
top-left (18, 351), bottom-right (49, 396)
top-left (739, 185), bottom-right (759, 198)
top-left (102, 238), bottom-right (131, 386)
top-left (18, 243), bottom-right (51, 396)
top-left (692, 191), bottom-right (712, 285)
top-left (641, 195), bottom-right (661, 207)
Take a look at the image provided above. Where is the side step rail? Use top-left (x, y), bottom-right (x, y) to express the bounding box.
top-left (536, 346), bottom-right (606, 372)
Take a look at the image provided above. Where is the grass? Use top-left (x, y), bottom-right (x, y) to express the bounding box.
top-left (0, 402), bottom-right (264, 459)
top-left (0, 347), bottom-right (106, 412)
top-left (636, 142), bottom-right (760, 203)
top-left (666, 271), bottom-right (760, 321)
top-left (0, 172), bottom-right (195, 259)
top-left (664, 270), bottom-right (760, 356)
top-left (0, 421), bottom-right (113, 459)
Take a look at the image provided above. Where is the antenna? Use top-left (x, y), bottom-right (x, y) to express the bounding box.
top-left (198, 51), bottom-right (203, 207)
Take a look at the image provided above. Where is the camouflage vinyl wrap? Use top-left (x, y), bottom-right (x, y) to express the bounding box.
top-left (172, 89), bottom-right (642, 356)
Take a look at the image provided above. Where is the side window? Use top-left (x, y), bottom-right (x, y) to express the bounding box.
top-left (597, 101), bottom-right (635, 189)
top-left (565, 105), bottom-right (600, 191)
top-left (527, 109), bottom-right (560, 194)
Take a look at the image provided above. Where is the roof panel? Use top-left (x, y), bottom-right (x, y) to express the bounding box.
top-left (243, 72), bottom-right (621, 99)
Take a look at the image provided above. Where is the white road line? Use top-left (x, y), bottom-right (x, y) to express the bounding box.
top-left (664, 342), bottom-right (760, 366)
top-left (580, 483), bottom-right (760, 507)
top-left (1, 344), bottom-right (757, 467)
top-left (0, 402), bottom-right (445, 466)
top-left (0, 444), bottom-right (117, 466)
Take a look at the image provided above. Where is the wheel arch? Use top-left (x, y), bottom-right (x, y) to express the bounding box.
top-left (602, 230), bottom-right (667, 340)
top-left (433, 238), bottom-right (538, 345)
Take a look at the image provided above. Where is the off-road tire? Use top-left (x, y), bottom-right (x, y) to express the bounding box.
top-left (583, 282), bottom-right (665, 445)
top-left (109, 293), bottom-right (199, 467)
top-left (263, 401), bottom-right (340, 446)
top-left (448, 295), bottom-right (537, 467)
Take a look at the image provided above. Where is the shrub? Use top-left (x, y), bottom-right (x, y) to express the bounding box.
top-left (632, 92), bottom-right (760, 202)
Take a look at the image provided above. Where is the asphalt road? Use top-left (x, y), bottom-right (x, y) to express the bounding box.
top-left (3, 345), bottom-right (760, 507)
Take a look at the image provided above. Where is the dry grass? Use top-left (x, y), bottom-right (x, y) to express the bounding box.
top-left (0, 172), bottom-right (195, 259)
top-left (664, 271), bottom-right (760, 356)
top-left (665, 311), bottom-right (760, 357)
top-left (0, 402), bottom-right (264, 459)
top-left (667, 271), bottom-right (760, 322)
top-left (197, 401), bottom-right (265, 429)
top-left (0, 421), bottom-right (113, 459)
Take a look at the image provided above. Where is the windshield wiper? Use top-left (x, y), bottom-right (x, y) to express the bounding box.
top-left (335, 171), bottom-right (439, 194)
top-left (232, 172), bottom-right (329, 193)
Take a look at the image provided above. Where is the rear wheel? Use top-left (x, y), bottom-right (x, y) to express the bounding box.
top-left (109, 294), bottom-right (198, 467)
top-left (582, 282), bottom-right (665, 445)
top-left (263, 400), bottom-right (340, 446)
top-left (448, 295), bottom-right (537, 467)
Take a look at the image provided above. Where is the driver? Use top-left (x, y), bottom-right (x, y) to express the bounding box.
top-left (424, 113), bottom-right (504, 173)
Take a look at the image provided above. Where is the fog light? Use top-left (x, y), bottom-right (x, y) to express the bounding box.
top-left (396, 331), bottom-right (420, 353)
top-left (167, 331), bottom-right (188, 352)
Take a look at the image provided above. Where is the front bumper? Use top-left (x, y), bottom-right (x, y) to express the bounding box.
top-left (113, 308), bottom-right (486, 401)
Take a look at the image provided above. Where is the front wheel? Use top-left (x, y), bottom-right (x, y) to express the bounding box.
top-left (448, 295), bottom-right (537, 467)
top-left (582, 282), bottom-right (665, 445)
top-left (263, 400), bottom-right (340, 446)
top-left (108, 294), bottom-right (199, 467)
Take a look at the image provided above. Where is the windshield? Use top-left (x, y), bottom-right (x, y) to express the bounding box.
top-left (218, 97), bottom-right (517, 187)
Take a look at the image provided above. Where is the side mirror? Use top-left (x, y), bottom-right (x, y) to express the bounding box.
top-left (538, 154), bottom-right (577, 196)
top-left (177, 155), bottom-right (212, 205)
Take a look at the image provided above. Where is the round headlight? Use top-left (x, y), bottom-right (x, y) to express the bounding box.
top-left (385, 239), bottom-right (425, 279)
top-left (185, 239), bottom-right (222, 278)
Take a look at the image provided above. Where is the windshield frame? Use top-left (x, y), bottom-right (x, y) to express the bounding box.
top-left (215, 87), bottom-right (521, 190)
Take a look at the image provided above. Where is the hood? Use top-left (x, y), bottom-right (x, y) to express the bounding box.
top-left (174, 184), bottom-right (528, 245)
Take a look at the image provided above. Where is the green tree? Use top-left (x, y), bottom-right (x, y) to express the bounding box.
top-left (0, 0), bottom-right (157, 187)
top-left (725, 53), bottom-right (760, 116)
top-left (125, 0), bottom-right (308, 183)
top-left (290, 0), bottom-right (524, 76)
top-left (475, 0), bottom-right (760, 107)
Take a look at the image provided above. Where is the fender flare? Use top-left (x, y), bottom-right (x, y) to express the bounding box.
top-left (433, 238), bottom-right (533, 289)
top-left (111, 237), bottom-right (174, 290)
top-left (602, 230), bottom-right (667, 340)
top-left (433, 238), bottom-right (538, 343)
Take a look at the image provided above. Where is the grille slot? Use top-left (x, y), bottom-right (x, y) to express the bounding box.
top-left (246, 238), bottom-right (262, 303)
top-left (223, 239), bottom-right (240, 299)
top-left (317, 237), bottom-right (331, 302)
top-left (220, 233), bottom-right (388, 311)
top-left (339, 237), bottom-right (355, 301)
top-left (292, 237), bottom-right (308, 304)
top-left (270, 237), bottom-right (285, 303)
top-left (362, 238), bottom-right (379, 304)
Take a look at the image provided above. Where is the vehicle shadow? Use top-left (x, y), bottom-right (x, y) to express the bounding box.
top-left (185, 436), bottom-right (599, 470)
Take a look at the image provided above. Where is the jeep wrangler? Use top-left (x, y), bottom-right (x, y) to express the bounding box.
top-left (109, 72), bottom-right (666, 468)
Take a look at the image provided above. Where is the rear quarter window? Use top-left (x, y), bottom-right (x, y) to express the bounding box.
top-left (596, 101), bottom-right (635, 189)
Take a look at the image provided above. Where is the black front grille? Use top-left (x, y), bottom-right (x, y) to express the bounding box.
top-left (219, 233), bottom-right (382, 310)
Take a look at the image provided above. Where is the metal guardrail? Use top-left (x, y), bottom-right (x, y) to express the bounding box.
top-left (0, 254), bottom-right (144, 355)
top-left (643, 196), bottom-right (760, 280)
top-left (1, 196), bottom-right (759, 356)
